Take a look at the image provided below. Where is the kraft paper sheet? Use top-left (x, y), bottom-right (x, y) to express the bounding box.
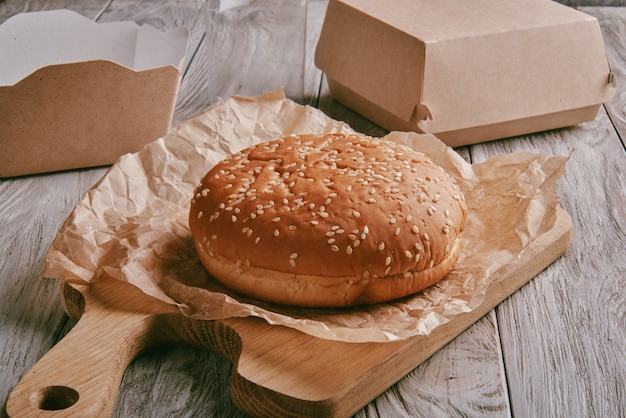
top-left (43, 89), bottom-right (568, 342)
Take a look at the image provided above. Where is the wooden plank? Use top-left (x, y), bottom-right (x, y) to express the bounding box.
top-left (463, 9), bottom-right (626, 415)
top-left (470, 103), bottom-right (626, 417)
top-left (173, 0), bottom-right (310, 125)
top-left (0, 168), bottom-right (107, 414)
top-left (1, 2), bottom-right (623, 417)
top-left (356, 312), bottom-right (509, 417)
top-left (0, 0), bottom-right (109, 24)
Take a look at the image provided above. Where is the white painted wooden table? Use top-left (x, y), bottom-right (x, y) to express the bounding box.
top-left (1, 1), bottom-right (624, 417)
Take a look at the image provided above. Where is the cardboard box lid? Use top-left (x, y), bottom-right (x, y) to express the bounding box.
top-left (315, 0), bottom-right (616, 138)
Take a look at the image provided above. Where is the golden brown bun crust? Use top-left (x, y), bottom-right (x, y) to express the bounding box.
top-left (189, 133), bottom-right (467, 308)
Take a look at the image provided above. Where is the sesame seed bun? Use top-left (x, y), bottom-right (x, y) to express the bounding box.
top-left (189, 133), bottom-right (467, 308)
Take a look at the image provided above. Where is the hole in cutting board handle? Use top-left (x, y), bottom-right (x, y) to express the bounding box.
top-left (29, 385), bottom-right (79, 411)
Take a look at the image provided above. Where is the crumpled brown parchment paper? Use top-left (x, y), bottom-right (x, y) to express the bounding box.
top-left (42, 89), bottom-right (568, 342)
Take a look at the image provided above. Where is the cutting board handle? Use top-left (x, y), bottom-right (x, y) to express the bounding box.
top-left (6, 283), bottom-right (161, 418)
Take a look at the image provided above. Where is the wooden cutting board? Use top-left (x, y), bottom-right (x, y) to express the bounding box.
top-left (6, 208), bottom-right (572, 418)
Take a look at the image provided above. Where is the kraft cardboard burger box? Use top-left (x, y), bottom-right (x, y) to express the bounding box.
top-left (0, 10), bottom-right (189, 178)
top-left (315, 0), bottom-right (616, 147)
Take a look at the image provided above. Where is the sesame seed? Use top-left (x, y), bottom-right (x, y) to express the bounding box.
top-left (197, 211), bottom-right (203, 219)
top-left (424, 232), bottom-right (430, 241)
top-left (385, 266), bottom-right (391, 275)
top-left (274, 229), bottom-right (280, 236)
top-left (395, 227), bottom-right (401, 236)
top-left (290, 259), bottom-right (296, 267)
top-left (385, 256), bottom-right (392, 266)
top-left (405, 250), bottom-right (412, 258)
top-left (347, 246), bottom-right (353, 255)
top-left (255, 237), bottom-right (261, 244)
top-left (411, 225), bottom-right (419, 234)
top-left (331, 245), bottom-right (339, 252)
top-left (390, 217), bottom-right (397, 224)
top-left (415, 253), bottom-right (421, 263)
top-left (427, 206), bottom-right (437, 215)
top-left (353, 210), bottom-right (361, 218)
top-left (328, 238), bottom-right (336, 244)
top-left (290, 253), bottom-right (298, 259)
top-left (311, 220), bottom-right (319, 226)
top-left (378, 242), bottom-right (385, 251)
top-left (231, 215), bottom-right (237, 222)
top-left (288, 225), bottom-right (297, 231)
top-left (272, 216), bottom-right (281, 222)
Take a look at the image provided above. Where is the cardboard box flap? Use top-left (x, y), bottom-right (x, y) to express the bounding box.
top-left (315, 0), bottom-right (615, 136)
top-left (0, 9), bottom-right (188, 86)
top-left (315, 0), bottom-right (426, 123)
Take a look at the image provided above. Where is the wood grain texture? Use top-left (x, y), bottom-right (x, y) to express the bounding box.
top-left (1, 1), bottom-right (625, 417)
top-left (0, 168), bottom-right (106, 415)
top-left (172, 0), bottom-right (309, 125)
top-left (468, 107), bottom-right (626, 416)
top-left (0, 0), bottom-right (109, 24)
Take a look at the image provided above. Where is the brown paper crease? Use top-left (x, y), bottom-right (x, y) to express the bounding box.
top-left (43, 89), bottom-right (568, 342)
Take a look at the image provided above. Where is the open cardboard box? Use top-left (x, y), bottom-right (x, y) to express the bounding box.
top-left (0, 10), bottom-right (189, 178)
top-left (315, 0), bottom-right (617, 147)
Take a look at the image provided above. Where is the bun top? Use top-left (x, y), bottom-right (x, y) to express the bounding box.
top-left (189, 133), bottom-right (466, 282)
